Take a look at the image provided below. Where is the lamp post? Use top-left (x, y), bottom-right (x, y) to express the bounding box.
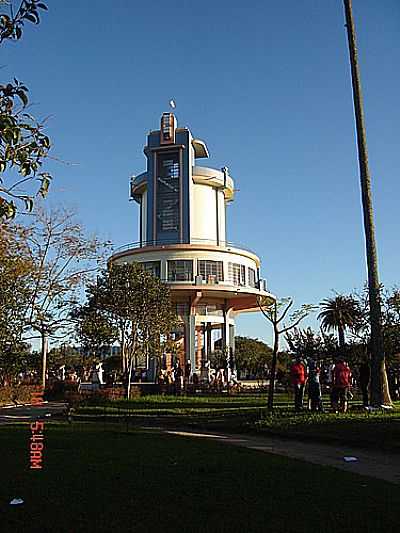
top-left (343, 0), bottom-right (390, 405)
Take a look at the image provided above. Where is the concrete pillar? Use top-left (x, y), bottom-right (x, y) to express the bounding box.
top-left (187, 315), bottom-right (196, 373)
top-left (206, 323), bottom-right (212, 358)
top-left (229, 323), bottom-right (236, 372)
top-left (195, 326), bottom-right (203, 371)
top-left (188, 291), bottom-right (202, 377)
top-left (223, 304), bottom-right (234, 382)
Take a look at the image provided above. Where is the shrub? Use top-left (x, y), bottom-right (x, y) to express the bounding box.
top-left (0, 384), bottom-right (39, 405)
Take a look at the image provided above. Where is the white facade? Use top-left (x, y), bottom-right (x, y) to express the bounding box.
top-left (112, 113), bottom-right (275, 380)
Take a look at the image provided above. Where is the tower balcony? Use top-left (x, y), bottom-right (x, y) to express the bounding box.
top-left (113, 238), bottom-right (258, 257)
top-left (110, 239), bottom-right (276, 312)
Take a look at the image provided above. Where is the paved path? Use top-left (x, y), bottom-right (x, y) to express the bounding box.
top-left (160, 428), bottom-right (400, 485)
top-left (0, 402), bottom-right (67, 424)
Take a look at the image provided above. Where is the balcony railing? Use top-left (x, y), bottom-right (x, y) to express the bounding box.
top-left (112, 238), bottom-right (258, 256)
top-left (120, 275), bottom-right (267, 291)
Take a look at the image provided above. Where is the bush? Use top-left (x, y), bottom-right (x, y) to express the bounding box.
top-left (0, 384), bottom-right (39, 405)
top-left (44, 381), bottom-right (79, 401)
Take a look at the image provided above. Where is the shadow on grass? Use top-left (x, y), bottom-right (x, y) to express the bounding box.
top-left (2, 422), bottom-right (400, 533)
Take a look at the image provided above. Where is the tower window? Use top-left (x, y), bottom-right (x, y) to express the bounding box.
top-left (198, 260), bottom-right (224, 282)
top-left (248, 267), bottom-right (257, 288)
top-left (140, 261), bottom-right (161, 278)
top-left (156, 151), bottom-right (180, 234)
top-left (160, 113), bottom-right (175, 144)
top-left (168, 260), bottom-right (193, 282)
top-left (228, 262), bottom-right (246, 286)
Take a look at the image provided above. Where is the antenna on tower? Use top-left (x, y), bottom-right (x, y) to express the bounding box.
top-left (221, 167), bottom-right (229, 189)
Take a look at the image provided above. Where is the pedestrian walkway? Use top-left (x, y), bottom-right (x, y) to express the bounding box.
top-left (162, 428), bottom-right (400, 485)
top-left (0, 402), bottom-right (67, 424)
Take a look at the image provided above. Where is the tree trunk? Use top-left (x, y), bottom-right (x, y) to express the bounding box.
top-left (126, 356), bottom-right (134, 400)
top-left (343, 0), bottom-right (390, 407)
top-left (41, 330), bottom-right (49, 390)
top-left (267, 327), bottom-right (279, 411)
top-left (338, 326), bottom-right (345, 351)
top-left (382, 361), bottom-right (392, 405)
top-left (121, 326), bottom-right (126, 374)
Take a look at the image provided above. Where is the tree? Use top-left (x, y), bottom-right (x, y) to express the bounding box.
top-left (24, 207), bottom-right (104, 388)
top-left (343, 0), bottom-right (388, 406)
top-left (257, 296), bottom-right (316, 410)
top-left (382, 289), bottom-right (400, 365)
top-left (87, 263), bottom-right (177, 398)
top-left (234, 336), bottom-right (273, 381)
top-left (46, 344), bottom-right (85, 375)
top-left (318, 294), bottom-right (362, 350)
top-left (0, 220), bottom-right (34, 382)
top-left (285, 327), bottom-right (325, 361)
top-left (348, 286), bottom-right (397, 403)
top-left (0, 341), bottom-right (37, 385)
top-left (72, 297), bottom-right (119, 359)
top-left (0, 1), bottom-right (52, 218)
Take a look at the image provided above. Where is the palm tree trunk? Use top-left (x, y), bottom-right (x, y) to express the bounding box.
top-left (343, 0), bottom-right (390, 406)
top-left (338, 326), bottom-right (345, 351)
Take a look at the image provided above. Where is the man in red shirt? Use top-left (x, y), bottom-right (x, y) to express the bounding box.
top-left (290, 357), bottom-right (308, 411)
top-left (331, 358), bottom-right (352, 413)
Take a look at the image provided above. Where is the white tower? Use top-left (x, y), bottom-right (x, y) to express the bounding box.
top-left (111, 113), bottom-right (275, 379)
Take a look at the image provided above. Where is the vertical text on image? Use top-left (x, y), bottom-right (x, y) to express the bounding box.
top-left (29, 386), bottom-right (45, 470)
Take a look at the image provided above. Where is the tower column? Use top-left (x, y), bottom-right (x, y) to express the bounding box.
top-left (189, 292), bottom-right (202, 376)
top-left (229, 323), bottom-right (236, 376)
top-left (223, 304), bottom-right (234, 382)
top-left (195, 326), bottom-right (203, 371)
top-left (206, 323), bottom-right (212, 358)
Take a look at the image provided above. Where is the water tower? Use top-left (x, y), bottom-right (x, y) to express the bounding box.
top-left (111, 112), bottom-right (275, 379)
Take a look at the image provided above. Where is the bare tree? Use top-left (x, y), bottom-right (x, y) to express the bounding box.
top-left (257, 296), bottom-right (317, 410)
top-left (24, 207), bottom-right (106, 388)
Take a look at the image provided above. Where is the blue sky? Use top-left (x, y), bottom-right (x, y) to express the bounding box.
top-left (2, 0), bottom-right (399, 345)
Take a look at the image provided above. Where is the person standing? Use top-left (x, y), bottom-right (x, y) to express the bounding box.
top-left (174, 362), bottom-right (183, 395)
top-left (359, 359), bottom-right (370, 407)
top-left (307, 358), bottom-right (323, 412)
top-left (332, 359), bottom-right (352, 413)
top-left (290, 357), bottom-right (307, 411)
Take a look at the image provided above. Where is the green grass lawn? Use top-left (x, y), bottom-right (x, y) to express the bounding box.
top-left (256, 407), bottom-right (400, 451)
top-left (73, 394), bottom-right (400, 451)
top-left (2, 422), bottom-right (400, 533)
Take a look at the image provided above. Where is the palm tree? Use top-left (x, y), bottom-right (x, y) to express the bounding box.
top-left (343, 0), bottom-right (389, 406)
top-left (318, 295), bottom-right (362, 350)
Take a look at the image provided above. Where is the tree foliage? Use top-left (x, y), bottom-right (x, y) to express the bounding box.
top-left (0, 220), bottom-right (34, 381)
top-left (348, 286), bottom-right (400, 367)
top-left (25, 208), bottom-right (103, 333)
top-left (0, 208), bottom-right (105, 384)
top-left (0, 1), bottom-right (52, 218)
top-left (71, 298), bottom-right (119, 359)
top-left (46, 344), bottom-right (85, 373)
top-left (83, 263), bottom-right (177, 398)
top-left (234, 336), bottom-right (273, 379)
top-left (318, 294), bottom-right (363, 349)
top-left (285, 327), bottom-right (339, 361)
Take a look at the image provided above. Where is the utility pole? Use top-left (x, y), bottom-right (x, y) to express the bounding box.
top-left (343, 0), bottom-right (390, 405)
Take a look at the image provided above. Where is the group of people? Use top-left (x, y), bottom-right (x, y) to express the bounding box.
top-left (290, 356), bottom-right (355, 413)
top-left (158, 360), bottom-right (235, 394)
